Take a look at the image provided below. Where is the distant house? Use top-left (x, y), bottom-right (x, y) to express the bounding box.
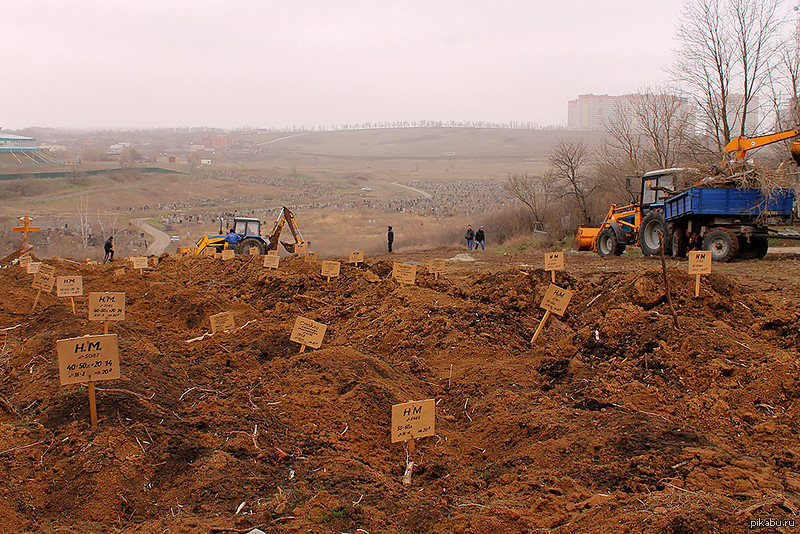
top-left (0, 133), bottom-right (64, 165)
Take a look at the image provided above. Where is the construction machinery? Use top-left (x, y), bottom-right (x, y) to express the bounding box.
top-left (577, 128), bottom-right (800, 261)
top-left (575, 168), bottom-right (680, 257)
top-left (180, 206), bottom-right (304, 255)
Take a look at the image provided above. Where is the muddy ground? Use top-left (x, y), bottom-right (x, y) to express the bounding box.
top-left (1, 248), bottom-right (800, 533)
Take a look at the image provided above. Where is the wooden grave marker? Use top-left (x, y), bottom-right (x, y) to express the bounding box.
top-left (427, 258), bottom-right (446, 280)
top-left (294, 242), bottom-right (307, 255)
top-left (321, 260), bottom-right (340, 282)
top-left (304, 251), bottom-right (318, 263)
top-left (26, 262), bottom-right (41, 274)
top-left (392, 262), bottom-right (417, 286)
top-left (56, 275), bottom-right (83, 314)
top-left (688, 251), bottom-right (712, 297)
top-left (19, 256), bottom-right (31, 268)
top-left (391, 399), bottom-right (435, 454)
top-left (88, 292), bottom-right (125, 334)
top-left (131, 256), bottom-right (148, 274)
top-left (263, 254), bottom-right (280, 270)
top-left (349, 250), bottom-right (364, 265)
top-left (209, 311), bottom-right (235, 334)
top-left (531, 284), bottom-right (574, 343)
top-left (248, 246), bottom-right (259, 256)
top-left (544, 251), bottom-right (565, 283)
top-left (266, 249), bottom-right (278, 256)
top-left (56, 333), bottom-right (120, 428)
top-left (290, 316), bottom-right (327, 353)
top-left (203, 247), bottom-right (217, 256)
top-left (114, 268), bottom-right (126, 277)
top-left (221, 249), bottom-right (235, 261)
top-left (31, 264), bottom-right (56, 312)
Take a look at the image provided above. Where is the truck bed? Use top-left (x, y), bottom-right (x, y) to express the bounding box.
top-left (664, 187), bottom-right (794, 222)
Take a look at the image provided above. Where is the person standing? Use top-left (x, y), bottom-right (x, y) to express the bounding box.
top-left (225, 228), bottom-right (242, 252)
top-left (475, 226), bottom-right (485, 250)
top-left (103, 235), bottom-right (114, 263)
top-left (465, 225), bottom-right (475, 251)
top-left (387, 226), bottom-right (394, 253)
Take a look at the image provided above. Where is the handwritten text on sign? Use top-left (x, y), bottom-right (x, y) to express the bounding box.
top-left (263, 254), bottom-right (280, 269)
top-left (19, 256), bottom-right (31, 267)
top-left (249, 246), bottom-right (259, 256)
top-left (544, 251), bottom-right (565, 271)
top-left (221, 249), bottom-right (235, 261)
top-left (392, 262), bottom-right (417, 285)
top-left (56, 276), bottom-right (83, 297)
top-left (267, 250), bottom-right (278, 256)
top-left (321, 260), bottom-right (340, 278)
top-left (56, 334), bottom-right (120, 385)
top-left (349, 250), bottom-right (364, 263)
top-left (290, 316), bottom-right (327, 349)
top-left (32, 271), bottom-right (56, 293)
top-left (688, 251), bottom-right (712, 275)
top-left (26, 262), bottom-right (41, 274)
top-left (131, 256), bottom-right (148, 269)
top-left (294, 242), bottom-right (307, 254)
top-left (428, 258), bottom-right (446, 274)
top-left (304, 252), bottom-right (318, 263)
top-left (209, 311), bottom-right (235, 334)
top-left (88, 292), bottom-right (125, 321)
top-left (540, 284), bottom-right (573, 316)
top-left (391, 399), bottom-right (435, 443)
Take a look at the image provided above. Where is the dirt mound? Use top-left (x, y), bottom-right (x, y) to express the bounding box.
top-left (1, 254), bottom-right (800, 533)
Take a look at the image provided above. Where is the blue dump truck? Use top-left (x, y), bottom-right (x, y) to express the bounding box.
top-left (665, 184), bottom-right (797, 262)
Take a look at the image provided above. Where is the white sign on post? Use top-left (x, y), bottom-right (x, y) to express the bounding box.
top-left (56, 334), bottom-right (121, 385)
top-left (88, 292), bottom-right (126, 322)
top-left (263, 254), bottom-right (280, 269)
top-left (57, 276), bottom-right (83, 297)
top-left (290, 316), bottom-right (327, 351)
top-left (349, 250), bottom-right (364, 264)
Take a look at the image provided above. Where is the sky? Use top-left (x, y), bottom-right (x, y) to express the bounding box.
top-left (2, 0), bottom-right (689, 130)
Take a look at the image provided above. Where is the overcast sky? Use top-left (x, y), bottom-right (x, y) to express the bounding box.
top-left (2, 0), bottom-right (690, 130)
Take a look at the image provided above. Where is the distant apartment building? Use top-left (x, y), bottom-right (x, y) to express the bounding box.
top-left (568, 93), bottom-right (695, 133)
top-left (567, 94), bottom-right (622, 131)
top-left (718, 94), bottom-right (760, 136)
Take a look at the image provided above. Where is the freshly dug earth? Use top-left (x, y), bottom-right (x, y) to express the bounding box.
top-left (1, 250), bottom-right (800, 533)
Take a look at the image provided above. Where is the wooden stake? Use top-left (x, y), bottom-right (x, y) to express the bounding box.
top-left (551, 270), bottom-right (556, 283)
top-left (531, 310), bottom-right (551, 343)
top-left (658, 231), bottom-right (679, 329)
top-left (327, 275), bottom-right (331, 283)
top-left (299, 344), bottom-right (306, 354)
top-left (88, 381), bottom-right (98, 429)
top-left (31, 290), bottom-right (42, 313)
top-left (695, 274), bottom-right (701, 297)
top-left (407, 437), bottom-right (415, 454)
top-left (434, 272), bottom-right (439, 280)
top-left (70, 296), bottom-right (76, 314)
top-left (104, 321), bottom-right (109, 334)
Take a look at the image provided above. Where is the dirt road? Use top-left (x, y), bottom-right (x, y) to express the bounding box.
top-left (134, 218), bottom-right (170, 255)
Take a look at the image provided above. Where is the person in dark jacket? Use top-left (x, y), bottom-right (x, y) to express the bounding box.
top-left (103, 236), bottom-right (114, 263)
top-left (475, 226), bottom-right (485, 250)
top-left (387, 226), bottom-right (394, 253)
top-left (465, 225), bottom-right (475, 250)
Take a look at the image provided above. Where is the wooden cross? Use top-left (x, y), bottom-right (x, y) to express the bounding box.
top-left (13, 216), bottom-right (40, 251)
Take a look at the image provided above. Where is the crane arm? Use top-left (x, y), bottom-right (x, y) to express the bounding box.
top-left (266, 206), bottom-right (305, 253)
top-left (725, 129), bottom-right (800, 161)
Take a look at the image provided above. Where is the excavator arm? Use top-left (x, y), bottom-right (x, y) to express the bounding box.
top-left (725, 129), bottom-right (800, 163)
top-left (266, 206), bottom-right (305, 253)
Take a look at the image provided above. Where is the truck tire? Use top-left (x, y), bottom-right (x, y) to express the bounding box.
top-left (671, 226), bottom-right (688, 257)
top-left (702, 228), bottom-right (739, 262)
top-left (737, 235), bottom-right (768, 259)
top-left (239, 237), bottom-right (265, 255)
top-left (640, 209), bottom-right (671, 256)
top-left (597, 227), bottom-right (625, 257)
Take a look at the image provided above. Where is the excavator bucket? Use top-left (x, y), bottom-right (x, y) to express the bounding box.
top-left (791, 140), bottom-right (800, 166)
top-left (281, 241), bottom-right (296, 253)
top-left (575, 226), bottom-right (599, 251)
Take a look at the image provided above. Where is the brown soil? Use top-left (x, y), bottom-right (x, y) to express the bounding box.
top-left (2, 250), bottom-right (800, 533)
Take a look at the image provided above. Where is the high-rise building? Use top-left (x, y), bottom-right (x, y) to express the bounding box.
top-left (568, 93), bottom-right (695, 134)
top-left (567, 94), bottom-right (622, 131)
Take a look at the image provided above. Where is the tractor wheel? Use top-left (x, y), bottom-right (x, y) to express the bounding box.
top-left (640, 209), bottom-right (671, 256)
top-left (597, 227), bottom-right (624, 257)
top-left (737, 235), bottom-right (768, 260)
top-left (702, 228), bottom-right (739, 262)
top-left (671, 226), bottom-right (688, 258)
top-left (239, 238), bottom-right (265, 255)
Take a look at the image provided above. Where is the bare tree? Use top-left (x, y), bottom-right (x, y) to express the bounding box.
top-left (503, 172), bottom-right (549, 230)
top-left (548, 138), bottom-right (596, 225)
top-left (671, 0), bottom-right (785, 155)
top-left (76, 195), bottom-right (90, 249)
